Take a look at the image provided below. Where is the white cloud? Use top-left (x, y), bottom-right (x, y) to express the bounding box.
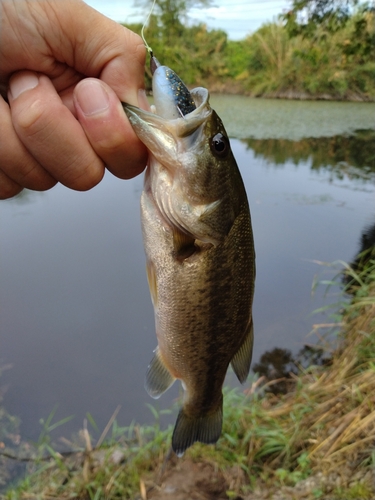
top-left (84, 0), bottom-right (289, 40)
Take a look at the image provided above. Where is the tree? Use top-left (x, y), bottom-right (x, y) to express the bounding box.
top-left (140, 0), bottom-right (213, 42)
top-left (281, 1), bottom-right (375, 66)
top-left (282, 0), bottom-right (371, 37)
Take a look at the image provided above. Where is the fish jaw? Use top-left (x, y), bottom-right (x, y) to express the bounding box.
top-left (123, 87), bottom-right (210, 171)
top-left (123, 105), bottom-right (179, 167)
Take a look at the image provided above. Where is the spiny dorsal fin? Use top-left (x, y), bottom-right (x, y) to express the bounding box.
top-left (231, 319), bottom-right (254, 384)
top-left (145, 347), bottom-right (175, 399)
top-left (172, 400), bottom-right (223, 457)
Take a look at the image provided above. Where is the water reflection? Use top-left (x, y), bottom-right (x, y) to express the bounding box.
top-left (252, 347), bottom-right (298, 394)
top-left (243, 129), bottom-right (375, 182)
top-left (343, 221), bottom-right (375, 290)
top-left (0, 113), bottom-right (374, 446)
top-left (252, 344), bottom-right (332, 395)
top-left (255, 217), bottom-right (375, 396)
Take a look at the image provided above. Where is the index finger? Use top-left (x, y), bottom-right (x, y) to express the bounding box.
top-left (2, 1), bottom-right (147, 104)
top-left (47, 2), bottom-right (147, 103)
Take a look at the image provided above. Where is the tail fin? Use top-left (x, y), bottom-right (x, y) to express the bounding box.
top-left (171, 401), bottom-right (223, 457)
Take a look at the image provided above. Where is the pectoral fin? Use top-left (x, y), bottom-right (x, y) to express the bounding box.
top-left (146, 260), bottom-right (158, 307)
top-left (172, 227), bottom-right (196, 260)
top-left (145, 347), bottom-right (175, 399)
top-left (231, 319), bottom-right (254, 384)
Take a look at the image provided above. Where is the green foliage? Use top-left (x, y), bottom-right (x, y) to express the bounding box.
top-left (141, 0), bottom-right (212, 42)
top-left (127, 19), bottom-right (228, 88)
top-left (282, 0), bottom-right (359, 37)
top-left (126, 1), bottom-right (375, 100)
top-left (333, 483), bottom-right (374, 499)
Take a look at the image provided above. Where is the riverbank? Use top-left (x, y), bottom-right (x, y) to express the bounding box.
top-left (196, 81), bottom-right (375, 102)
top-left (1, 252), bottom-right (374, 499)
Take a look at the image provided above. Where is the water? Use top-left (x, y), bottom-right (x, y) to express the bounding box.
top-left (1, 97), bottom-right (374, 442)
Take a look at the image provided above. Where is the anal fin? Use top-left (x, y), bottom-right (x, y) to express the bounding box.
top-left (145, 347), bottom-right (175, 399)
top-left (231, 318), bottom-right (254, 384)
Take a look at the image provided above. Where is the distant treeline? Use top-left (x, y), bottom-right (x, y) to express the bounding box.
top-left (124, 6), bottom-right (375, 101)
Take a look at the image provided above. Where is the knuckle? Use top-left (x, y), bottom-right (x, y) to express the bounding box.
top-left (64, 155), bottom-right (104, 191)
top-left (96, 129), bottom-right (125, 153)
top-left (23, 171), bottom-right (57, 191)
top-left (14, 98), bottom-right (54, 137)
top-left (0, 180), bottom-right (23, 200)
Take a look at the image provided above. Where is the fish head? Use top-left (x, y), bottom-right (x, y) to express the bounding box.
top-left (123, 67), bottom-right (244, 246)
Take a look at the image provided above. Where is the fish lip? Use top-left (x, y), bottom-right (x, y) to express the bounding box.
top-left (122, 87), bottom-right (211, 139)
top-left (122, 88), bottom-right (211, 166)
top-left (123, 103), bottom-right (178, 161)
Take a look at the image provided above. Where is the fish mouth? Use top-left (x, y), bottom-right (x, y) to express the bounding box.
top-left (123, 92), bottom-right (208, 165)
top-left (122, 87), bottom-right (212, 136)
top-left (122, 61), bottom-right (211, 165)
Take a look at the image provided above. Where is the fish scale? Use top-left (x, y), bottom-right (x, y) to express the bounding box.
top-left (123, 61), bottom-right (255, 456)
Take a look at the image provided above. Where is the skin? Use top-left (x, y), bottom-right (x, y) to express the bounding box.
top-left (0, 0), bottom-right (149, 200)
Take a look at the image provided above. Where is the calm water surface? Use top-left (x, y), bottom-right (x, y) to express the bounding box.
top-left (1, 97), bottom-right (374, 441)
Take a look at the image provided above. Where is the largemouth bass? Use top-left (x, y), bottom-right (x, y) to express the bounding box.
top-left (123, 59), bottom-right (255, 456)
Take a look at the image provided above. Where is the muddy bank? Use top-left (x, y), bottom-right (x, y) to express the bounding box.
top-left (146, 459), bottom-right (375, 500)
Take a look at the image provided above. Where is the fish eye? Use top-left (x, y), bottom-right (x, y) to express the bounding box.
top-left (210, 133), bottom-right (230, 159)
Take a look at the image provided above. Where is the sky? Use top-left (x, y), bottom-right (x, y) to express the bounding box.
top-left (84, 0), bottom-right (291, 40)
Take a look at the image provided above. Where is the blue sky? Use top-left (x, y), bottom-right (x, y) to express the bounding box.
top-left (84, 0), bottom-right (291, 40)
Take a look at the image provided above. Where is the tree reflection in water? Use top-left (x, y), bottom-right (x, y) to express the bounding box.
top-left (255, 218), bottom-right (375, 395)
top-left (252, 344), bottom-right (332, 394)
top-left (243, 129), bottom-right (375, 183)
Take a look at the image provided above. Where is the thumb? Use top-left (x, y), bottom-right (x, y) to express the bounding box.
top-left (74, 78), bottom-right (147, 179)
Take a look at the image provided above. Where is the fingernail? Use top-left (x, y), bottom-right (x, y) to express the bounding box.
top-left (76, 80), bottom-right (110, 116)
top-left (9, 71), bottom-right (39, 99)
top-left (138, 89), bottom-right (151, 111)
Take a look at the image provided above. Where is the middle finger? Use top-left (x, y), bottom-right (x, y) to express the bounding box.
top-left (8, 71), bottom-right (105, 191)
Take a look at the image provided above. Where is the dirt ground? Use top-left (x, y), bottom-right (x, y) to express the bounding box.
top-left (145, 458), bottom-right (375, 500)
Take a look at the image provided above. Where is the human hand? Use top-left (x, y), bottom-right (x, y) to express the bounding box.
top-left (0, 0), bottom-right (148, 199)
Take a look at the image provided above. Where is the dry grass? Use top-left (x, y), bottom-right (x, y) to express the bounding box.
top-left (2, 258), bottom-right (375, 499)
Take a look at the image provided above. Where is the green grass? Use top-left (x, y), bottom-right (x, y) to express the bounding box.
top-left (2, 252), bottom-right (375, 499)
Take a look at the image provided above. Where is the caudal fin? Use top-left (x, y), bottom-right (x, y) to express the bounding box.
top-left (171, 401), bottom-right (223, 457)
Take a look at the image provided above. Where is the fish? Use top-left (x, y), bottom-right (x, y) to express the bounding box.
top-left (122, 58), bottom-right (255, 456)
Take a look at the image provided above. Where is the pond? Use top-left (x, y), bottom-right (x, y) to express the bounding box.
top-left (1, 96), bottom-right (374, 443)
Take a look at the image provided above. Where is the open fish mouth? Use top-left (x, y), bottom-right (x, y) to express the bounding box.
top-left (123, 88), bottom-right (211, 152)
top-left (122, 56), bottom-right (212, 151)
top-left (150, 56), bottom-right (197, 118)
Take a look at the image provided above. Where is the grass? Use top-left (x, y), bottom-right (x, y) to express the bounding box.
top-left (1, 252), bottom-right (375, 499)
top-left (241, 15), bottom-right (375, 100)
